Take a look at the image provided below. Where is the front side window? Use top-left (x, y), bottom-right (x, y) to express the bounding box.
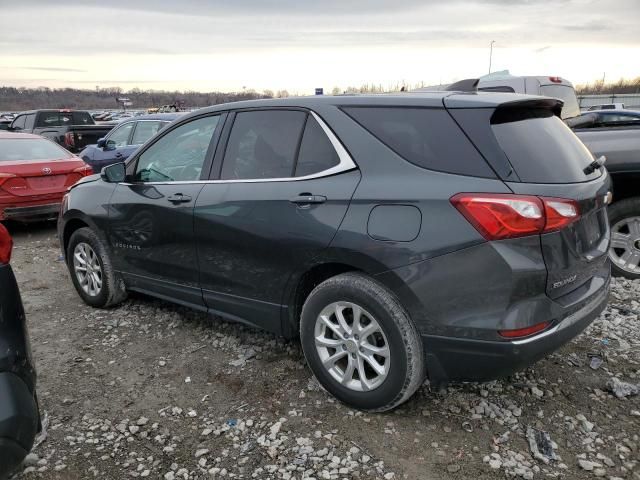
top-left (221, 110), bottom-right (306, 180)
top-left (134, 115), bottom-right (219, 182)
top-left (131, 121), bottom-right (165, 145)
top-left (108, 122), bottom-right (135, 148)
top-left (11, 115), bottom-right (26, 130)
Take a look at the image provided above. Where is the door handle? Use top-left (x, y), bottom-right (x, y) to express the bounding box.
top-left (167, 193), bottom-right (192, 204)
top-left (115, 152), bottom-right (123, 158)
top-left (289, 194), bottom-right (327, 205)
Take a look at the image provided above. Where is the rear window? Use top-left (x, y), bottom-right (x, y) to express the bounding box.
top-left (36, 111), bottom-right (93, 127)
top-left (342, 107), bottom-right (495, 178)
top-left (491, 109), bottom-right (600, 184)
top-left (539, 85), bottom-right (580, 119)
top-left (0, 138), bottom-right (71, 161)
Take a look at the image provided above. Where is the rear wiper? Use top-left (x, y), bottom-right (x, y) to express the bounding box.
top-left (584, 155), bottom-right (606, 175)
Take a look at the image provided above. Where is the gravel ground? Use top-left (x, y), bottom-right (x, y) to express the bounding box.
top-left (7, 223), bottom-right (640, 480)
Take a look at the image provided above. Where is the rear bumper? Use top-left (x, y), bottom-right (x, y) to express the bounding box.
top-left (422, 275), bottom-right (609, 384)
top-left (1, 203), bottom-right (61, 221)
top-left (0, 373), bottom-right (39, 477)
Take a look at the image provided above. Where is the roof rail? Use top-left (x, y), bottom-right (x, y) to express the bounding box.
top-left (445, 78), bottom-right (479, 92)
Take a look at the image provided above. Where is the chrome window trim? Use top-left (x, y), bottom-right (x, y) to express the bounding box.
top-left (124, 110), bottom-right (357, 186)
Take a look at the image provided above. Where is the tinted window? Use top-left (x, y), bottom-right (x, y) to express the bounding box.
top-left (36, 112), bottom-right (71, 127)
top-left (131, 121), bottom-right (165, 145)
top-left (539, 85), bottom-right (580, 119)
top-left (492, 109), bottom-right (600, 184)
top-left (221, 110), bottom-right (306, 180)
top-left (599, 113), bottom-right (640, 126)
top-left (134, 115), bottom-right (219, 182)
top-left (0, 138), bottom-right (70, 161)
top-left (24, 113), bottom-right (36, 130)
top-left (72, 112), bottom-right (94, 125)
top-left (343, 107), bottom-right (494, 177)
top-left (295, 116), bottom-right (340, 177)
top-left (108, 122), bottom-right (135, 147)
top-left (11, 115), bottom-right (26, 130)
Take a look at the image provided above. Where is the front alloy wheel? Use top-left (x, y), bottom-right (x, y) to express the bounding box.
top-left (315, 302), bottom-right (390, 392)
top-left (73, 242), bottom-right (103, 297)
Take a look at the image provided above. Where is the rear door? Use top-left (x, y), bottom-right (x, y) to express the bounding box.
top-left (449, 101), bottom-right (611, 301)
top-left (194, 108), bottom-right (360, 332)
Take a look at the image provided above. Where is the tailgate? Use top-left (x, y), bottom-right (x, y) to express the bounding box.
top-left (508, 177), bottom-right (610, 299)
top-left (448, 98), bottom-right (611, 300)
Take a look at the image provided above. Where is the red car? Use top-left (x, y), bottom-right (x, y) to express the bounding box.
top-left (0, 132), bottom-right (93, 221)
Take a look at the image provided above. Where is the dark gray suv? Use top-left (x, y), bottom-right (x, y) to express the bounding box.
top-left (58, 93), bottom-right (611, 411)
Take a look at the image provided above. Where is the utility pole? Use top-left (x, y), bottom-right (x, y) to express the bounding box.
top-left (489, 40), bottom-right (496, 74)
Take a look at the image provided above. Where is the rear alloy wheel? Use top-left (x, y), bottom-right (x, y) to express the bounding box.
top-left (314, 302), bottom-right (391, 392)
top-left (300, 272), bottom-right (425, 412)
top-left (608, 198), bottom-right (640, 279)
top-left (67, 227), bottom-right (127, 308)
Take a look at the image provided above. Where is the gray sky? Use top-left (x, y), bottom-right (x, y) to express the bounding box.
top-left (1, 0), bottom-right (638, 93)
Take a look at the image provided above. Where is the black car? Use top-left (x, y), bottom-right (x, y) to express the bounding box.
top-left (0, 223), bottom-right (39, 477)
top-left (58, 93), bottom-right (611, 411)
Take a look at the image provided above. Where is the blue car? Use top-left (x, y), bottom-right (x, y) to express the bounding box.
top-left (79, 113), bottom-right (182, 173)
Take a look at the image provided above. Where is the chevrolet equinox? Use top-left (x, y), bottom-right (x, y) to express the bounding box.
top-left (58, 93), bottom-right (611, 411)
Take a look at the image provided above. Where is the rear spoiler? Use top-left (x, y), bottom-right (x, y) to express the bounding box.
top-left (491, 98), bottom-right (564, 123)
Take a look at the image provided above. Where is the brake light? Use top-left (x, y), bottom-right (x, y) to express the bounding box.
top-left (64, 132), bottom-right (75, 149)
top-left (0, 223), bottom-right (12, 264)
top-left (499, 321), bottom-right (550, 338)
top-left (0, 173), bottom-right (16, 186)
top-left (73, 165), bottom-right (93, 177)
top-left (548, 76), bottom-right (563, 83)
top-left (451, 194), bottom-right (580, 240)
top-left (543, 198), bottom-right (580, 232)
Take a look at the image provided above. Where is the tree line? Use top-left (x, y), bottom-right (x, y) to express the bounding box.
top-left (2, 77), bottom-right (638, 111)
top-left (0, 86), bottom-right (284, 111)
top-left (575, 77), bottom-right (640, 95)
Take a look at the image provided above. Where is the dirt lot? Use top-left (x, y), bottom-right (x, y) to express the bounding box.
top-left (7, 222), bottom-right (640, 480)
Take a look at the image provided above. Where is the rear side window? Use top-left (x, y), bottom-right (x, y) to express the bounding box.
top-left (221, 110), bottom-right (306, 180)
top-left (342, 107), bottom-right (495, 178)
top-left (295, 116), bottom-right (340, 177)
top-left (72, 112), bottom-right (94, 125)
top-left (491, 109), bottom-right (600, 184)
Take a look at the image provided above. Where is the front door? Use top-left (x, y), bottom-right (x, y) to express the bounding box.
top-left (107, 113), bottom-right (224, 308)
top-left (194, 109), bottom-right (360, 332)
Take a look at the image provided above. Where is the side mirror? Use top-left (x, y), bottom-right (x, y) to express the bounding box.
top-left (104, 139), bottom-right (117, 151)
top-left (101, 162), bottom-right (126, 183)
top-left (97, 138), bottom-right (106, 148)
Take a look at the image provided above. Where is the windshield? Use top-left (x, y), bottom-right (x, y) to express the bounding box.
top-left (540, 85), bottom-right (580, 120)
top-left (0, 138), bottom-right (71, 162)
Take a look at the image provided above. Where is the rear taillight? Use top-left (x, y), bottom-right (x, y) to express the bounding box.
top-left (73, 164), bottom-right (93, 177)
top-left (498, 321), bottom-right (551, 339)
top-left (0, 172), bottom-right (16, 186)
top-left (0, 223), bottom-right (12, 264)
top-left (64, 132), bottom-right (75, 149)
top-left (451, 193), bottom-right (580, 240)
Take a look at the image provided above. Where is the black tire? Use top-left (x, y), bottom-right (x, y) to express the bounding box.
top-left (300, 272), bottom-right (425, 412)
top-left (66, 227), bottom-right (127, 308)
top-left (608, 198), bottom-right (640, 280)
